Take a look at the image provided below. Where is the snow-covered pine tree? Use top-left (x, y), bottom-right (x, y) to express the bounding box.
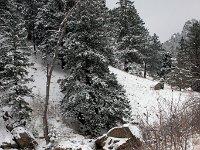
top-left (110, 0), bottom-right (148, 73)
top-left (35, 0), bottom-right (77, 70)
top-left (144, 33), bottom-right (163, 78)
top-left (0, 0), bottom-right (32, 130)
top-left (186, 21), bottom-right (200, 81)
top-left (168, 20), bottom-right (200, 91)
top-left (166, 38), bottom-right (193, 90)
top-left (159, 52), bottom-right (172, 79)
top-left (17, 0), bottom-right (44, 54)
top-left (35, 0), bottom-right (75, 54)
top-left (105, 8), bottom-right (120, 58)
top-left (60, 0), bottom-right (131, 136)
top-left (35, 0), bottom-right (65, 54)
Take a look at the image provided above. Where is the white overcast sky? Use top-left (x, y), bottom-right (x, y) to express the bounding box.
top-left (106, 0), bottom-right (200, 42)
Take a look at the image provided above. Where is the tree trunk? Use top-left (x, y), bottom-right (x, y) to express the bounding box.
top-left (43, 65), bottom-right (51, 144)
top-left (42, 0), bottom-right (81, 144)
top-left (144, 62), bottom-right (147, 78)
top-left (32, 26), bottom-right (37, 55)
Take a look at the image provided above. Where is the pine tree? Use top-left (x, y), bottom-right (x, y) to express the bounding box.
top-left (144, 33), bottom-right (163, 77)
top-left (186, 21), bottom-right (200, 80)
top-left (109, 0), bottom-right (148, 73)
top-left (168, 21), bottom-right (200, 91)
top-left (167, 38), bottom-right (192, 90)
top-left (60, 0), bottom-right (131, 136)
top-left (159, 52), bottom-right (172, 79)
top-left (35, 0), bottom-right (77, 70)
top-left (0, 0), bottom-right (32, 129)
top-left (35, 0), bottom-right (67, 54)
top-left (18, 0), bottom-right (44, 54)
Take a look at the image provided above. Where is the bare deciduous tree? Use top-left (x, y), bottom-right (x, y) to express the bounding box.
top-left (43, 0), bottom-right (80, 144)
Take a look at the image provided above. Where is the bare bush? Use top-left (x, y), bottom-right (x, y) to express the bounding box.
top-left (27, 94), bottom-right (61, 138)
top-left (140, 94), bottom-right (199, 150)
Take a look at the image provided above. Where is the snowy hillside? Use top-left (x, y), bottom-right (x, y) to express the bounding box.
top-left (27, 55), bottom-right (200, 126)
top-left (109, 66), bottom-right (200, 124)
top-left (27, 53), bottom-right (65, 101)
top-left (1, 55), bottom-right (200, 149)
top-left (25, 55), bottom-right (200, 126)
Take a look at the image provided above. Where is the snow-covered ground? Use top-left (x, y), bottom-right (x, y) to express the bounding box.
top-left (109, 66), bottom-right (200, 124)
top-left (0, 111), bottom-right (14, 148)
top-left (27, 52), bottom-right (65, 102)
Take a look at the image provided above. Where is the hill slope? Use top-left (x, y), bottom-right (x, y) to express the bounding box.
top-left (1, 55), bottom-right (200, 149)
top-left (109, 66), bottom-right (199, 124)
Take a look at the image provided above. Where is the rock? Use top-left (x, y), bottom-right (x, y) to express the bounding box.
top-left (107, 127), bottom-right (134, 138)
top-left (95, 126), bottom-right (143, 150)
top-left (154, 82), bottom-right (164, 90)
top-left (191, 79), bottom-right (200, 92)
top-left (2, 111), bottom-right (12, 122)
top-left (117, 138), bottom-right (142, 150)
top-left (0, 141), bottom-right (18, 149)
top-left (95, 135), bottom-right (108, 149)
top-left (11, 127), bottom-right (38, 149)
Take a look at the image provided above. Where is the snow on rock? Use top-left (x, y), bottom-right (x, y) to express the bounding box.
top-left (109, 66), bottom-right (200, 124)
top-left (96, 126), bottom-right (143, 150)
top-left (103, 137), bottom-right (129, 150)
top-left (11, 127), bottom-right (38, 149)
top-left (11, 127), bottom-right (34, 139)
top-left (123, 124), bottom-right (143, 141)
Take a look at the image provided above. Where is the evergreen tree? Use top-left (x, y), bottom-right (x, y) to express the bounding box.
top-left (35, 0), bottom-right (65, 54)
top-left (18, 0), bottom-right (44, 53)
top-left (160, 52), bottom-right (172, 79)
top-left (169, 21), bottom-right (200, 90)
top-left (0, 0), bottom-right (32, 130)
top-left (106, 8), bottom-right (120, 52)
top-left (60, 0), bottom-right (131, 136)
top-left (167, 38), bottom-right (192, 90)
top-left (35, 0), bottom-right (76, 69)
top-left (109, 0), bottom-right (148, 73)
top-left (144, 33), bottom-right (163, 78)
top-left (186, 21), bottom-right (200, 81)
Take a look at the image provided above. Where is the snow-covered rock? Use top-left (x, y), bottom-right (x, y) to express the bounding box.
top-left (11, 127), bottom-right (38, 149)
top-left (95, 126), bottom-right (143, 150)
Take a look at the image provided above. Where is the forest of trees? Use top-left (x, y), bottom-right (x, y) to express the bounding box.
top-left (0, 0), bottom-right (200, 147)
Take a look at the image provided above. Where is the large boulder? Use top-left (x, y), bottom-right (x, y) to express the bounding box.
top-left (95, 126), bottom-right (143, 150)
top-left (11, 127), bottom-right (38, 149)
